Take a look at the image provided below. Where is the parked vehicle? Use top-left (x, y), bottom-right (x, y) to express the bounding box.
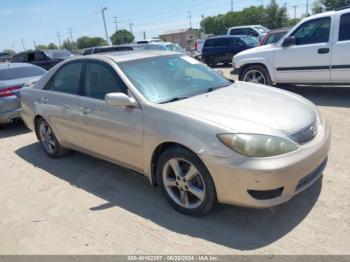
top-left (21, 51), bottom-right (330, 216)
top-left (227, 25), bottom-right (270, 41)
top-left (136, 39), bottom-right (163, 44)
top-left (11, 49), bottom-right (74, 70)
top-left (260, 27), bottom-right (292, 46)
top-left (0, 63), bottom-right (46, 124)
top-left (82, 45), bottom-right (134, 55)
top-left (233, 7), bottom-right (350, 85)
top-left (202, 35), bottom-right (259, 67)
top-left (156, 42), bottom-right (186, 54)
top-left (0, 52), bottom-right (11, 63)
top-left (195, 39), bottom-right (205, 53)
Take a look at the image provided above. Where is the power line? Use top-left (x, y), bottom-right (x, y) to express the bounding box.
top-left (292, 5), bottom-right (298, 19)
top-left (101, 6), bottom-right (110, 45)
top-left (129, 23), bottom-right (134, 34)
top-left (20, 39), bottom-right (25, 51)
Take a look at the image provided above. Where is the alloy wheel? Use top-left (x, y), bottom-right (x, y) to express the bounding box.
top-left (162, 158), bottom-right (206, 209)
top-left (243, 70), bottom-right (266, 84)
top-left (39, 121), bottom-right (56, 154)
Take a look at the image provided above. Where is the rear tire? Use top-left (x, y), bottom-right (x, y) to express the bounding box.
top-left (241, 65), bottom-right (273, 86)
top-left (157, 146), bottom-right (216, 216)
top-left (36, 118), bottom-right (69, 158)
top-left (205, 56), bottom-right (217, 68)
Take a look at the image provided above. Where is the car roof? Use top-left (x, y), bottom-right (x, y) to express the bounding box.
top-left (207, 35), bottom-right (247, 39)
top-left (0, 63), bottom-right (36, 70)
top-left (83, 50), bottom-right (180, 63)
top-left (228, 25), bottom-right (262, 29)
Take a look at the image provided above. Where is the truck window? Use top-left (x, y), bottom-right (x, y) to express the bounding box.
top-left (204, 39), bottom-right (217, 47)
top-left (291, 17), bottom-right (331, 45)
top-left (339, 13), bottom-right (350, 41)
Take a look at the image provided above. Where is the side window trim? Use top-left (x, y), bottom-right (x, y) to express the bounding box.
top-left (82, 60), bottom-right (128, 100)
top-left (43, 60), bottom-right (85, 96)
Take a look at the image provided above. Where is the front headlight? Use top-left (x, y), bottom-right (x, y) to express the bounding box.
top-left (217, 133), bottom-right (298, 157)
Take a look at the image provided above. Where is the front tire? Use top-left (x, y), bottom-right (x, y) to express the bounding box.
top-left (37, 118), bottom-right (69, 158)
top-left (241, 65), bottom-right (273, 86)
top-left (157, 146), bottom-right (216, 216)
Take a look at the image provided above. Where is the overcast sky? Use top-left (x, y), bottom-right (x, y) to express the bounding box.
top-left (0, 0), bottom-right (307, 51)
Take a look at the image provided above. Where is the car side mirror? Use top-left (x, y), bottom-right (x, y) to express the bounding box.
top-left (282, 36), bottom-right (296, 47)
top-left (105, 92), bottom-right (137, 108)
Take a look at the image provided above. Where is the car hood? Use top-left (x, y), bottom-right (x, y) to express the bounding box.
top-left (162, 82), bottom-right (317, 136)
top-left (235, 43), bottom-right (276, 57)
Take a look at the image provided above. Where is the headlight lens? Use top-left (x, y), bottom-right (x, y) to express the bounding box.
top-left (217, 133), bottom-right (299, 157)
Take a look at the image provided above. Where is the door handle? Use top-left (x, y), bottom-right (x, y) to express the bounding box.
top-left (318, 48), bottom-right (330, 54)
top-left (80, 106), bottom-right (91, 114)
top-left (40, 97), bottom-right (48, 104)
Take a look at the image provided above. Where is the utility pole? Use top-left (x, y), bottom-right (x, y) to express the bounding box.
top-left (283, 2), bottom-right (287, 9)
top-left (258, 0), bottom-right (264, 7)
top-left (292, 5), bottom-right (298, 20)
top-left (56, 31), bottom-right (62, 48)
top-left (306, 0), bottom-right (309, 16)
top-left (129, 23), bottom-right (134, 34)
top-left (21, 39), bottom-right (25, 51)
top-left (101, 7), bottom-right (110, 45)
top-left (231, 0), bottom-right (233, 12)
top-left (114, 16), bottom-right (119, 32)
top-left (33, 40), bottom-right (37, 50)
top-left (68, 28), bottom-right (74, 43)
top-left (143, 31), bottom-right (146, 40)
top-left (188, 10), bottom-right (192, 29)
top-left (201, 14), bottom-right (206, 34)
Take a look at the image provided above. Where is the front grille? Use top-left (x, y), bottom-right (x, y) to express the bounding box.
top-left (289, 122), bottom-right (318, 144)
top-left (296, 158), bottom-right (327, 192)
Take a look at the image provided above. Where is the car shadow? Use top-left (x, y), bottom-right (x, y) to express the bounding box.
top-left (0, 121), bottom-right (31, 139)
top-left (278, 85), bottom-right (350, 108)
top-left (15, 142), bottom-right (322, 251)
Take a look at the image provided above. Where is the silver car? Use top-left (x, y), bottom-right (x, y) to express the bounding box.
top-left (0, 63), bottom-right (46, 124)
top-left (20, 51), bottom-right (331, 216)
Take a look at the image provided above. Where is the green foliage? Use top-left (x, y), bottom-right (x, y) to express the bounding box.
top-left (76, 36), bottom-right (108, 49)
top-left (62, 39), bottom-right (76, 50)
top-left (47, 43), bottom-right (58, 49)
top-left (3, 49), bottom-right (16, 55)
top-left (312, 0), bottom-right (325, 14)
top-left (110, 29), bottom-right (135, 45)
top-left (288, 18), bottom-right (302, 26)
top-left (201, 0), bottom-right (291, 34)
top-left (36, 45), bottom-right (48, 50)
top-left (320, 0), bottom-right (350, 10)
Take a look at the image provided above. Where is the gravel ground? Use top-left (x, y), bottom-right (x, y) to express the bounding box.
top-left (0, 69), bottom-right (349, 254)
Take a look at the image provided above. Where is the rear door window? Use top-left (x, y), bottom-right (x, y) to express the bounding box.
top-left (46, 62), bottom-right (83, 95)
top-left (217, 38), bottom-right (231, 47)
top-left (339, 13), bottom-right (350, 41)
top-left (229, 29), bottom-right (243, 35)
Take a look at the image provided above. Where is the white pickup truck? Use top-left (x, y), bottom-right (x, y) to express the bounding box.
top-left (232, 6), bottom-right (350, 85)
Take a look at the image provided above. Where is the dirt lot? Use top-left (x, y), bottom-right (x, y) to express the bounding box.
top-left (0, 70), bottom-right (350, 255)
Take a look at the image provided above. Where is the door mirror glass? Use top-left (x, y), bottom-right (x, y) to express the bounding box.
top-left (105, 92), bottom-right (137, 107)
top-left (282, 36), bottom-right (296, 47)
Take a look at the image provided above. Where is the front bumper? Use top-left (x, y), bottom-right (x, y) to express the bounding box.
top-left (230, 67), bottom-right (241, 76)
top-left (0, 97), bottom-right (21, 124)
top-left (200, 121), bottom-right (331, 208)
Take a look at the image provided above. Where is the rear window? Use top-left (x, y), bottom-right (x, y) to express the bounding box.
top-left (229, 29), bottom-right (243, 35)
top-left (265, 32), bottom-right (286, 44)
top-left (44, 50), bottom-right (73, 59)
top-left (240, 36), bottom-right (259, 45)
top-left (204, 38), bottom-right (217, 47)
top-left (0, 66), bottom-right (46, 81)
top-left (339, 13), bottom-right (350, 41)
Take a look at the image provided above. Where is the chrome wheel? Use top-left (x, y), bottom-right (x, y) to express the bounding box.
top-left (39, 121), bottom-right (56, 154)
top-left (243, 70), bottom-right (266, 84)
top-left (162, 158), bottom-right (206, 209)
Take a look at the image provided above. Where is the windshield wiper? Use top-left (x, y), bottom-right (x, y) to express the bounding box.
top-left (159, 96), bottom-right (190, 104)
top-left (207, 82), bottom-right (233, 92)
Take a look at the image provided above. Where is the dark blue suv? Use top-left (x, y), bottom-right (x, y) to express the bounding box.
top-left (202, 35), bottom-right (258, 67)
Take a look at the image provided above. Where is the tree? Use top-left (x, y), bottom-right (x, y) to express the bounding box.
top-left (263, 0), bottom-right (289, 29)
top-left (36, 44), bottom-right (48, 50)
top-left (76, 36), bottom-right (108, 49)
top-left (320, 0), bottom-right (350, 10)
top-left (62, 39), bottom-right (76, 50)
top-left (110, 30), bottom-right (135, 45)
top-left (3, 49), bottom-right (16, 55)
top-left (312, 0), bottom-right (325, 14)
top-left (47, 43), bottom-right (58, 49)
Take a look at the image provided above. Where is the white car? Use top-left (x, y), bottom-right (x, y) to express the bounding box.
top-left (232, 7), bottom-right (350, 86)
top-left (227, 25), bottom-right (270, 41)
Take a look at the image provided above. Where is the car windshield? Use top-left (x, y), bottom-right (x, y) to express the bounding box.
top-left (254, 26), bottom-right (269, 33)
top-left (0, 66), bottom-right (46, 81)
top-left (118, 55), bottom-right (232, 104)
top-left (44, 50), bottom-right (73, 59)
top-left (240, 36), bottom-right (259, 46)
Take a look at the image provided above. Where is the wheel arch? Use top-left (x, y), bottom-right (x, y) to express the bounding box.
top-left (238, 60), bottom-right (276, 82)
